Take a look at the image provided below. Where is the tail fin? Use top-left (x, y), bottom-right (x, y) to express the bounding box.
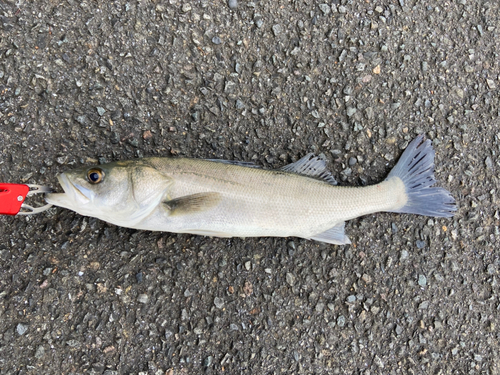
top-left (386, 135), bottom-right (456, 217)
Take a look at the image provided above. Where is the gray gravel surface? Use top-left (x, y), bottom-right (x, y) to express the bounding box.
top-left (1, 0), bottom-right (499, 374)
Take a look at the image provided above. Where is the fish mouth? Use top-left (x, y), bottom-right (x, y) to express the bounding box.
top-left (45, 173), bottom-right (91, 207)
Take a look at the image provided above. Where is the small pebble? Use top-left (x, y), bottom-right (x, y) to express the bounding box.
top-left (319, 4), bottom-right (330, 15)
top-left (391, 102), bottom-right (401, 110)
top-left (212, 36), bottom-right (222, 45)
top-left (476, 25), bottom-right (483, 36)
top-left (485, 156), bottom-right (493, 169)
top-left (346, 107), bottom-right (357, 117)
top-left (418, 275), bottom-right (427, 287)
top-left (214, 297), bottom-right (224, 309)
top-left (337, 315), bottom-right (346, 327)
top-left (35, 346), bottom-right (45, 358)
top-left (341, 167), bottom-right (352, 177)
top-left (487, 264), bottom-right (496, 275)
top-left (165, 330), bottom-right (174, 339)
top-left (75, 115), bottom-right (88, 125)
top-left (235, 99), bottom-right (245, 109)
top-left (228, 0), bottom-right (237, 9)
top-left (254, 15), bottom-right (263, 28)
top-left (400, 249), bottom-right (409, 260)
top-left (348, 157), bottom-right (357, 166)
top-left (315, 302), bottom-right (325, 313)
top-left (204, 356), bottom-right (213, 367)
top-left (416, 240), bottom-right (426, 249)
top-left (286, 272), bottom-right (296, 286)
top-left (136, 272), bottom-right (143, 283)
top-left (272, 24), bottom-right (282, 36)
top-left (137, 294), bottom-right (149, 303)
top-left (486, 79), bottom-right (496, 90)
top-left (97, 107), bottom-right (106, 116)
top-left (374, 355), bottom-right (384, 368)
top-left (17, 323), bottom-right (28, 335)
top-left (365, 107), bottom-right (374, 119)
top-left (181, 3), bottom-right (192, 12)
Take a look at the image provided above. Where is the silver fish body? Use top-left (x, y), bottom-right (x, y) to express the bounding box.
top-left (46, 136), bottom-right (456, 244)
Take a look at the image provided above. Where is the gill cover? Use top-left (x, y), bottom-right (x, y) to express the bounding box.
top-left (46, 161), bottom-right (173, 226)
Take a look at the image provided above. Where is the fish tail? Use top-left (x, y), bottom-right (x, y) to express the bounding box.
top-left (386, 135), bottom-right (456, 217)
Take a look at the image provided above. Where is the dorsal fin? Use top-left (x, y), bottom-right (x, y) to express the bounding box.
top-left (281, 153), bottom-right (337, 185)
top-left (205, 159), bottom-right (262, 169)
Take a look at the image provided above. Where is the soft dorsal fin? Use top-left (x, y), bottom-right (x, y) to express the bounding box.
top-left (163, 192), bottom-right (222, 216)
top-left (281, 153), bottom-right (337, 185)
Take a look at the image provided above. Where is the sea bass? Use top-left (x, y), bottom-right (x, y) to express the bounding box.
top-left (45, 135), bottom-right (456, 244)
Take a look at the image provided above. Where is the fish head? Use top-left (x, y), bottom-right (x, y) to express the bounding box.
top-left (46, 160), bottom-right (172, 224)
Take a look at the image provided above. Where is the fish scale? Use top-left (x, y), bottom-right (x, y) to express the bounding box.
top-left (154, 158), bottom-right (402, 237)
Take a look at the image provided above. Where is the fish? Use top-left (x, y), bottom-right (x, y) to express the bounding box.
top-left (45, 135), bottom-right (456, 245)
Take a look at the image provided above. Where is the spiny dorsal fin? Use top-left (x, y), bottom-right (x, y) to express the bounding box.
top-left (205, 159), bottom-right (262, 168)
top-left (163, 192), bottom-right (221, 216)
top-left (281, 153), bottom-right (337, 185)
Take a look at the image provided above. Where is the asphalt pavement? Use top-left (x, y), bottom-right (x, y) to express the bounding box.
top-left (1, 0), bottom-right (499, 374)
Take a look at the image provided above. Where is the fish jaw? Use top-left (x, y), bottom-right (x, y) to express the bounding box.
top-left (45, 173), bottom-right (92, 211)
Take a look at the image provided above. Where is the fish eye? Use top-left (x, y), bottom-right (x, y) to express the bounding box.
top-left (87, 168), bottom-right (105, 184)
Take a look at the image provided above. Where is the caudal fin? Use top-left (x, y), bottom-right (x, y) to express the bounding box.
top-left (386, 135), bottom-right (456, 217)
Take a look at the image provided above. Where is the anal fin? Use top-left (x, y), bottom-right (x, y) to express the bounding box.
top-left (309, 222), bottom-right (351, 245)
top-left (163, 192), bottom-right (221, 216)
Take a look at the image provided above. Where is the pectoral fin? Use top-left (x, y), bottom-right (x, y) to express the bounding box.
top-left (163, 192), bottom-right (222, 216)
top-left (309, 222), bottom-right (351, 245)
